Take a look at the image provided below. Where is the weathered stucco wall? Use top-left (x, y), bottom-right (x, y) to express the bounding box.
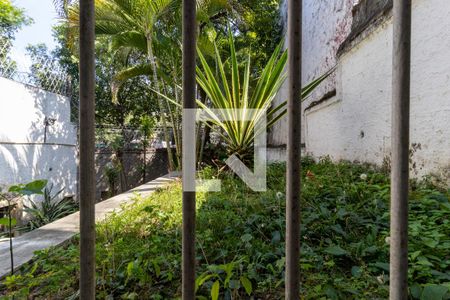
top-left (272, 0), bottom-right (450, 179)
top-left (270, 0), bottom-right (354, 146)
top-left (0, 77), bottom-right (78, 197)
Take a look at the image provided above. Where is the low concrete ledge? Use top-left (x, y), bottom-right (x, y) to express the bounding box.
top-left (0, 173), bottom-right (179, 279)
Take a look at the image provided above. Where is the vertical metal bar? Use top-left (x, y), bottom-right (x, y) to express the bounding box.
top-left (390, 0), bottom-right (411, 299)
top-left (79, 0), bottom-right (96, 298)
top-left (182, 0), bottom-right (197, 299)
top-left (286, 0), bottom-right (302, 298)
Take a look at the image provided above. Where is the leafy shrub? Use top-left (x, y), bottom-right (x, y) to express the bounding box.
top-left (22, 184), bottom-right (78, 230)
top-left (1, 160), bottom-right (449, 299)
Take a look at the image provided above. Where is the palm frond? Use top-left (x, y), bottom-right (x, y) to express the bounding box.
top-left (111, 63), bottom-right (152, 102)
top-left (110, 31), bottom-right (147, 52)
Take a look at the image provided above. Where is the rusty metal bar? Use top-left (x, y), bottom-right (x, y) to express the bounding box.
top-left (286, 0), bottom-right (302, 298)
top-left (390, 0), bottom-right (411, 299)
top-left (79, 0), bottom-right (96, 298)
top-left (182, 0), bottom-right (197, 299)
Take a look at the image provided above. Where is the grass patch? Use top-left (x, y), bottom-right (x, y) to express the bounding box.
top-left (1, 158), bottom-right (449, 299)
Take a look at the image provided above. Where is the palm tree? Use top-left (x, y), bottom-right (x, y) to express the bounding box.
top-left (53, 0), bottom-right (74, 17)
top-left (68, 0), bottom-right (239, 171)
top-left (68, 0), bottom-right (178, 170)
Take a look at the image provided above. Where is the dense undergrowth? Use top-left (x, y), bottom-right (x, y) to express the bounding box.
top-left (1, 158), bottom-right (449, 299)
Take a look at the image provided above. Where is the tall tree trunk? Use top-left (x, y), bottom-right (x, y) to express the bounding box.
top-left (197, 88), bottom-right (208, 165)
top-left (172, 63), bottom-right (183, 163)
top-left (8, 204), bottom-right (14, 275)
top-left (117, 148), bottom-right (126, 192)
top-left (165, 81), bottom-right (182, 167)
top-left (147, 36), bottom-right (175, 171)
top-left (166, 90), bottom-right (181, 168)
top-left (79, 0), bottom-right (96, 296)
top-left (143, 141), bottom-right (147, 182)
top-left (118, 126), bottom-right (128, 191)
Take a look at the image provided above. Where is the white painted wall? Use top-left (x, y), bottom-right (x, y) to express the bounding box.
top-left (270, 0), bottom-right (354, 146)
top-left (0, 77), bottom-right (78, 197)
top-left (274, 0), bottom-right (450, 179)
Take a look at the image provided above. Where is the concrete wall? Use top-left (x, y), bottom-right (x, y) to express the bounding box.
top-left (95, 148), bottom-right (168, 200)
top-left (0, 77), bottom-right (78, 197)
top-left (270, 0), bottom-right (354, 146)
top-left (272, 0), bottom-right (450, 180)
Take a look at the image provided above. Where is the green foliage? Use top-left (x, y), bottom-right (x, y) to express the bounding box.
top-left (25, 43), bottom-right (68, 93)
top-left (234, 0), bottom-right (283, 71)
top-left (195, 32), bottom-right (328, 159)
top-left (139, 115), bottom-right (156, 142)
top-left (1, 162), bottom-right (449, 299)
top-left (51, 22), bottom-right (80, 121)
top-left (53, 8), bottom-right (157, 124)
top-left (0, 0), bottom-right (31, 39)
top-left (0, 0), bottom-right (32, 77)
top-left (157, 33), bottom-right (329, 160)
top-left (104, 162), bottom-right (121, 196)
top-left (7, 180), bottom-right (47, 196)
top-left (64, 0), bottom-right (282, 169)
top-left (0, 218), bottom-right (15, 227)
top-left (0, 179), bottom-right (48, 276)
top-left (196, 262), bottom-right (254, 299)
top-left (22, 184), bottom-right (78, 230)
top-left (94, 38), bottom-right (159, 127)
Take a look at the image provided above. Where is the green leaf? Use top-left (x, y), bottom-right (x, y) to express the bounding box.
top-left (195, 272), bottom-right (215, 293)
top-left (423, 238), bottom-right (439, 249)
top-left (271, 231), bottom-right (281, 243)
top-left (324, 245), bottom-right (348, 256)
top-left (211, 280), bottom-right (220, 300)
top-left (24, 180), bottom-right (48, 194)
top-left (372, 262), bottom-right (390, 272)
top-left (111, 64), bottom-right (152, 103)
top-left (420, 285), bottom-right (448, 300)
top-left (417, 256), bottom-right (433, 267)
top-left (126, 261), bottom-right (134, 278)
top-left (0, 217), bottom-right (16, 227)
top-left (411, 250), bottom-right (422, 260)
top-left (8, 184), bottom-right (24, 193)
top-left (9, 180), bottom-right (47, 195)
top-left (221, 262), bottom-right (235, 287)
top-left (351, 266), bottom-right (362, 278)
top-left (152, 261), bottom-right (161, 278)
top-left (241, 233), bottom-right (253, 243)
top-left (240, 276), bottom-right (252, 295)
top-left (324, 284), bottom-right (339, 300)
top-left (205, 26), bottom-right (217, 42)
top-left (410, 285), bottom-right (422, 299)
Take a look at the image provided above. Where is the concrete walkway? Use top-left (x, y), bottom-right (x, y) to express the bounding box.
top-left (0, 174), bottom-right (179, 279)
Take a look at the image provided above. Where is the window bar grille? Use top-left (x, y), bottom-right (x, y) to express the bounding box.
top-left (79, 0), bottom-right (96, 298)
top-left (286, 0), bottom-right (302, 298)
top-left (390, 0), bottom-right (411, 299)
top-left (182, 0), bottom-right (197, 299)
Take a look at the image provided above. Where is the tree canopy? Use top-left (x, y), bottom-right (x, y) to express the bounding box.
top-left (0, 0), bottom-right (31, 40)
